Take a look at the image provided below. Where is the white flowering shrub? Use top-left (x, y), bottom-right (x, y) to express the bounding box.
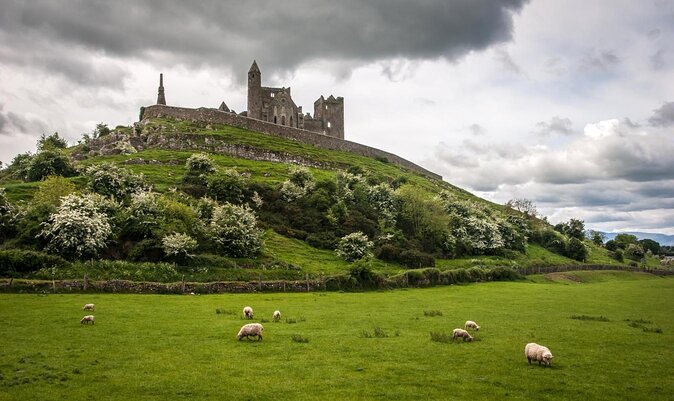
top-left (209, 203), bottom-right (263, 257)
top-left (85, 163), bottom-right (147, 200)
top-left (251, 191), bottom-right (263, 209)
top-left (281, 166), bottom-right (315, 201)
top-left (451, 216), bottom-right (504, 255)
top-left (0, 188), bottom-right (20, 239)
top-left (336, 231), bottom-right (374, 262)
top-left (367, 183), bottom-right (397, 225)
top-left (162, 232), bottom-right (198, 259)
top-left (40, 193), bottom-right (112, 259)
top-left (185, 153), bottom-right (216, 174)
top-left (125, 191), bottom-right (162, 238)
top-left (336, 171), bottom-right (365, 201)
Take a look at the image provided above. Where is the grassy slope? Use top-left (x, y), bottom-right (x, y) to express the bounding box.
top-left (0, 272), bottom-right (672, 401)
top-left (1, 118), bottom-right (649, 273)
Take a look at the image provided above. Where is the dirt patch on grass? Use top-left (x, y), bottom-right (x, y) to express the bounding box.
top-left (544, 272), bottom-right (584, 283)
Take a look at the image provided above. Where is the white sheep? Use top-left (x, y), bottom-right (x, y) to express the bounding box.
top-left (464, 320), bottom-right (480, 331)
top-left (243, 306), bottom-right (254, 319)
top-left (525, 343), bottom-right (554, 366)
top-left (237, 323), bottom-right (264, 341)
top-left (83, 303), bottom-right (95, 311)
top-left (273, 310), bottom-right (281, 322)
top-left (80, 315), bottom-right (95, 325)
top-left (451, 328), bottom-right (473, 342)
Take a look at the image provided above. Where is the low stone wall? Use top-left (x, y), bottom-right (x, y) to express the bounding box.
top-left (141, 105), bottom-right (442, 180)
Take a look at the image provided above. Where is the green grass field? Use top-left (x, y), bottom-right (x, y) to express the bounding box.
top-left (0, 271), bottom-right (672, 400)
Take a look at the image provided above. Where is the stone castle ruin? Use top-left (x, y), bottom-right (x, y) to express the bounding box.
top-left (144, 61), bottom-right (440, 180)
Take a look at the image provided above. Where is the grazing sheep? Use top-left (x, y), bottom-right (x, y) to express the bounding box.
top-left (243, 306), bottom-right (254, 319)
top-left (465, 320), bottom-right (480, 331)
top-left (451, 328), bottom-right (473, 342)
top-left (80, 315), bottom-right (95, 325)
top-left (237, 323), bottom-right (264, 341)
top-left (273, 310), bottom-right (281, 322)
top-left (83, 303), bottom-right (95, 311)
top-left (525, 343), bottom-right (554, 366)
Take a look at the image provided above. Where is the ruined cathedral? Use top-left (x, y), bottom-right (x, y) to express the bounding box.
top-left (246, 61), bottom-right (344, 139)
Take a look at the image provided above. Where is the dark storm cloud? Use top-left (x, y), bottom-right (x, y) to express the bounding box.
top-left (649, 101), bottom-right (674, 126)
top-left (0, 104), bottom-right (48, 136)
top-left (0, 0), bottom-right (529, 81)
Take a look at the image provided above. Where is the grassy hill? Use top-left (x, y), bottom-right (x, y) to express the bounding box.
top-left (0, 118), bottom-right (661, 285)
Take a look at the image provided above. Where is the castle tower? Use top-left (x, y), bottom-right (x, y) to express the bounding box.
top-left (156, 73), bottom-right (166, 105)
top-left (247, 60), bottom-right (262, 120)
top-left (314, 95), bottom-right (344, 139)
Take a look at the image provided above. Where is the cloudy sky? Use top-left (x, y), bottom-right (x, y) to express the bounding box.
top-left (1, 0), bottom-right (673, 234)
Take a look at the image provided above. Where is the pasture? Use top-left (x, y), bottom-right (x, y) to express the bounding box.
top-left (0, 271), bottom-right (672, 400)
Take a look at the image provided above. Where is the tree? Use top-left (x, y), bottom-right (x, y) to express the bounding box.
top-left (554, 218), bottom-right (585, 240)
top-left (565, 237), bottom-right (588, 261)
top-left (185, 153), bottom-right (216, 174)
top-left (638, 239), bottom-right (660, 255)
top-left (207, 169), bottom-right (247, 204)
top-left (614, 233), bottom-right (638, 249)
top-left (336, 232), bottom-right (374, 262)
top-left (589, 230), bottom-right (605, 246)
top-left (25, 150), bottom-right (76, 182)
top-left (39, 193), bottom-right (112, 259)
top-left (505, 198), bottom-right (538, 217)
top-left (625, 243), bottom-right (645, 261)
top-left (281, 166), bottom-right (315, 201)
top-left (32, 176), bottom-right (77, 206)
top-left (37, 132), bottom-right (68, 151)
top-left (208, 203), bottom-right (263, 257)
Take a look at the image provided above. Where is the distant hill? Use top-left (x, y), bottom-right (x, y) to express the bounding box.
top-left (600, 232), bottom-right (674, 246)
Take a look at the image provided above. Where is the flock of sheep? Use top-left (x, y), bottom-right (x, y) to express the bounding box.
top-left (79, 303), bottom-right (554, 367)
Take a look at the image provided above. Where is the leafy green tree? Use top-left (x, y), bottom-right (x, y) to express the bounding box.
top-left (25, 150), bottom-right (76, 182)
top-left (589, 230), bottom-right (605, 246)
top-left (37, 132), bottom-right (68, 151)
top-left (554, 218), bottom-right (585, 240)
top-left (638, 239), bottom-right (660, 255)
top-left (32, 176), bottom-right (77, 206)
top-left (614, 233), bottom-right (638, 249)
top-left (207, 169), bottom-right (247, 204)
top-left (565, 237), bottom-right (588, 261)
top-left (39, 193), bottom-right (112, 259)
top-left (336, 231), bottom-right (374, 262)
top-left (208, 203), bottom-right (263, 257)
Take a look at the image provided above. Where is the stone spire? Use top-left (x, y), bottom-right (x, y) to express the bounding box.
top-left (156, 73), bottom-right (166, 105)
top-left (249, 60), bottom-right (260, 73)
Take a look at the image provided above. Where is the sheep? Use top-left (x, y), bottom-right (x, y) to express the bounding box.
top-left (82, 303), bottom-right (95, 311)
top-left (273, 310), bottom-right (281, 322)
top-left (451, 328), bottom-right (473, 342)
top-left (80, 315), bottom-right (95, 325)
top-left (237, 323), bottom-right (264, 341)
top-left (243, 306), bottom-right (254, 319)
top-left (465, 320), bottom-right (480, 331)
top-left (525, 343), bottom-right (554, 366)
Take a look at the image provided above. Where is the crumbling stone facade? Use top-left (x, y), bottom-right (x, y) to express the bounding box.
top-left (246, 61), bottom-right (344, 139)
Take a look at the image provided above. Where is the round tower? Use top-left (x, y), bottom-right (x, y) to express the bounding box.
top-left (247, 60), bottom-right (262, 120)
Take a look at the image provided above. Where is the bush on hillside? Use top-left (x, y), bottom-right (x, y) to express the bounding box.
top-left (336, 232), bottom-right (373, 262)
top-left (208, 203), bottom-right (263, 258)
top-left (0, 249), bottom-right (69, 276)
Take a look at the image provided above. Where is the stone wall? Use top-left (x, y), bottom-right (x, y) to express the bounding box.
top-left (141, 105), bottom-right (442, 180)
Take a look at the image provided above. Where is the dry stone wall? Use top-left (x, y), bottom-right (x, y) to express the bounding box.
top-left (141, 105), bottom-right (442, 180)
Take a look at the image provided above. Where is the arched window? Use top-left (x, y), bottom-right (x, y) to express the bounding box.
top-left (281, 115), bottom-right (286, 126)
top-left (274, 116), bottom-right (277, 124)
top-left (327, 121), bottom-right (331, 128)
top-left (290, 116), bottom-right (293, 127)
